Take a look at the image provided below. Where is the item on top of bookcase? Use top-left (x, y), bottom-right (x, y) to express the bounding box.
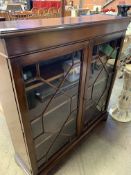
top-left (71, 8), bottom-right (78, 17)
top-left (110, 64), bottom-right (131, 122)
top-left (117, 4), bottom-right (131, 17)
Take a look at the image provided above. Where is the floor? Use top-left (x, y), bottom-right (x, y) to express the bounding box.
top-left (0, 111), bottom-right (24, 175)
top-left (0, 74), bottom-right (131, 175)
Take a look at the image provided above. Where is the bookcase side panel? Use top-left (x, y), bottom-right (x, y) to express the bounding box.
top-left (0, 40), bottom-right (32, 174)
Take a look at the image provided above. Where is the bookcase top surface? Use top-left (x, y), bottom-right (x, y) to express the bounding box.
top-left (0, 14), bottom-right (130, 37)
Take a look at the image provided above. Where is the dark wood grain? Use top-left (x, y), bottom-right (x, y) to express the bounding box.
top-left (0, 15), bottom-right (130, 36)
top-left (0, 17), bottom-right (5, 21)
top-left (3, 23), bottom-right (129, 58)
top-left (13, 42), bottom-right (88, 66)
top-left (77, 43), bottom-right (89, 136)
top-left (0, 15), bottom-right (130, 175)
top-left (10, 60), bottom-right (38, 175)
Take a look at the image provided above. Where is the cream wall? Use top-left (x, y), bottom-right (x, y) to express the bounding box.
top-left (68, 0), bottom-right (105, 9)
top-left (71, 0), bottom-right (131, 10)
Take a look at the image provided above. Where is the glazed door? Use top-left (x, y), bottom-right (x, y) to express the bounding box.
top-left (11, 43), bottom-right (88, 169)
top-left (83, 38), bottom-right (122, 127)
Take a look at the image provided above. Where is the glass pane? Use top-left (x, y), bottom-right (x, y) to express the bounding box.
top-left (84, 38), bottom-right (121, 126)
top-left (22, 50), bottom-right (82, 167)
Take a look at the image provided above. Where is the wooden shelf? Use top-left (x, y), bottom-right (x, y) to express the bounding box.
top-left (25, 72), bottom-right (64, 91)
top-left (25, 64), bottom-right (80, 91)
